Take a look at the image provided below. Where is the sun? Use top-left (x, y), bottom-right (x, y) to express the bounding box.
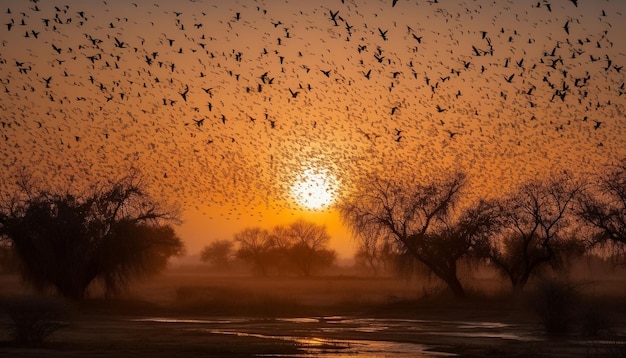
top-left (291, 167), bottom-right (338, 210)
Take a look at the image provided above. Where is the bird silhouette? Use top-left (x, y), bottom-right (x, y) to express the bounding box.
top-left (0, 0), bottom-right (623, 230)
top-left (378, 28), bottom-right (388, 41)
top-left (329, 10), bottom-right (340, 26)
top-left (179, 85), bottom-right (189, 101)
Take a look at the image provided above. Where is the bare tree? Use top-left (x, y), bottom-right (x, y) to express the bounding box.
top-left (282, 219), bottom-right (336, 276)
top-left (0, 171), bottom-right (184, 299)
top-left (233, 227), bottom-right (276, 276)
top-left (577, 159), bottom-right (626, 252)
top-left (200, 239), bottom-right (236, 269)
top-left (339, 171), bottom-right (498, 298)
top-left (353, 236), bottom-right (395, 276)
top-left (232, 220), bottom-right (336, 276)
top-left (477, 174), bottom-right (585, 291)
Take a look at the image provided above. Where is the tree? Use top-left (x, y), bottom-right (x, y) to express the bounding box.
top-left (0, 242), bottom-right (19, 273)
top-left (200, 239), bottom-right (235, 269)
top-left (232, 220), bottom-right (337, 276)
top-left (0, 172), bottom-right (184, 299)
top-left (233, 227), bottom-right (276, 276)
top-left (353, 236), bottom-right (395, 276)
top-left (339, 171), bottom-right (499, 298)
top-left (577, 159), bottom-right (626, 250)
top-left (477, 174), bottom-right (585, 291)
top-left (282, 219), bottom-right (336, 276)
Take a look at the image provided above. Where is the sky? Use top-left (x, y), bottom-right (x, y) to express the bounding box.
top-left (1, 0), bottom-right (625, 260)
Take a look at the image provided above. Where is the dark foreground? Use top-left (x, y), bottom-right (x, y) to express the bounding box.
top-left (1, 306), bottom-right (625, 357)
top-left (0, 273), bottom-right (625, 357)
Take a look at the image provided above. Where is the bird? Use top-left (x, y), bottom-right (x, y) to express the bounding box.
top-left (193, 118), bottom-right (205, 127)
top-left (329, 10), bottom-right (340, 26)
top-left (378, 28), bottom-right (388, 41)
top-left (593, 120), bottom-right (602, 130)
top-left (114, 37), bottom-right (127, 48)
top-left (0, 0), bottom-right (623, 236)
top-left (42, 76), bottom-right (52, 88)
top-left (179, 85), bottom-right (189, 101)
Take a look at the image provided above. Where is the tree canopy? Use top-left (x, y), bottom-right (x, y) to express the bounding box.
top-left (578, 159), bottom-right (626, 247)
top-left (200, 239), bottom-right (236, 269)
top-left (476, 174), bottom-right (585, 291)
top-left (339, 171), bottom-right (500, 297)
top-left (218, 219), bottom-right (336, 276)
top-left (0, 172), bottom-right (184, 299)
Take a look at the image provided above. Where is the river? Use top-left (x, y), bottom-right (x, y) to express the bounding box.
top-left (133, 316), bottom-right (543, 357)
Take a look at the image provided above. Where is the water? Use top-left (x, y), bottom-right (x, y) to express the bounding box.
top-left (204, 330), bottom-right (450, 357)
top-left (133, 316), bottom-right (543, 357)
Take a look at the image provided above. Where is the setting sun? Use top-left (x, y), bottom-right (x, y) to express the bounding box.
top-left (291, 167), bottom-right (338, 210)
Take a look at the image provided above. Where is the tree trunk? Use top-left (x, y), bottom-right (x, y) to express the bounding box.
top-left (511, 282), bottom-right (526, 295)
top-left (443, 273), bottom-right (466, 298)
top-left (417, 256), bottom-right (466, 299)
top-left (57, 280), bottom-right (88, 300)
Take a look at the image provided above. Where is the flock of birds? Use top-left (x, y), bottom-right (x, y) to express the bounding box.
top-left (1, 0), bottom-right (625, 226)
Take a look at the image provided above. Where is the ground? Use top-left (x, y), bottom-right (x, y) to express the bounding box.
top-left (0, 269), bottom-right (625, 357)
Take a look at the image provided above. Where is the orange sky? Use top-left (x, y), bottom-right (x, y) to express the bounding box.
top-left (1, 0), bottom-right (625, 260)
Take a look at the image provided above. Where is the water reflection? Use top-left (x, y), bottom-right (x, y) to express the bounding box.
top-left (135, 316), bottom-right (542, 357)
top-left (205, 329), bottom-right (450, 357)
top-left (289, 338), bottom-right (452, 358)
top-left (132, 317), bottom-right (246, 324)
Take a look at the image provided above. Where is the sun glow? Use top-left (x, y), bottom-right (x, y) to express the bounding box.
top-left (291, 167), bottom-right (338, 210)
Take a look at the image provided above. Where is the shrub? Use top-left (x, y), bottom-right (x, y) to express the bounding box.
top-left (2, 296), bottom-right (68, 345)
top-left (578, 301), bottom-right (615, 337)
top-left (529, 278), bottom-right (580, 336)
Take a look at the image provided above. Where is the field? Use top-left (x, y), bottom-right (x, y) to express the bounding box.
top-left (0, 266), bottom-right (625, 357)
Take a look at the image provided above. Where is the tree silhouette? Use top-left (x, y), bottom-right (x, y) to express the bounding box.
top-left (0, 242), bottom-right (19, 273)
top-left (234, 227), bottom-right (276, 276)
top-left (578, 159), bottom-right (626, 251)
top-left (477, 174), bottom-right (584, 291)
top-left (232, 220), bottom-right (336, 276)
top-left (339, 171), bottom-right (498, 298)
top-left (353, 236), bottom-right (395, 276)
top-left (200, 239), bottom-right (236, 269)
top-left (0, 172), bottom-right (184, 299)
top-left (282, 219), bottom-right (336, 276)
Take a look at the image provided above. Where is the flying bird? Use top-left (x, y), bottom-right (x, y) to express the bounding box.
top-left (378, 28), bottom-right (388, 41)
top-left (0, 0), bottom-right (623, 237)
top-left (179, 85), bottom-right (189, 101)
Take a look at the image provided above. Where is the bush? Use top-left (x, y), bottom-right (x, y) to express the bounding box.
top-left (2, 296), bottom-right (68, 345)
top-left (529, 278), bottom-right (580, 336)
top-left (578, 301), bottom-right (615, 337)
